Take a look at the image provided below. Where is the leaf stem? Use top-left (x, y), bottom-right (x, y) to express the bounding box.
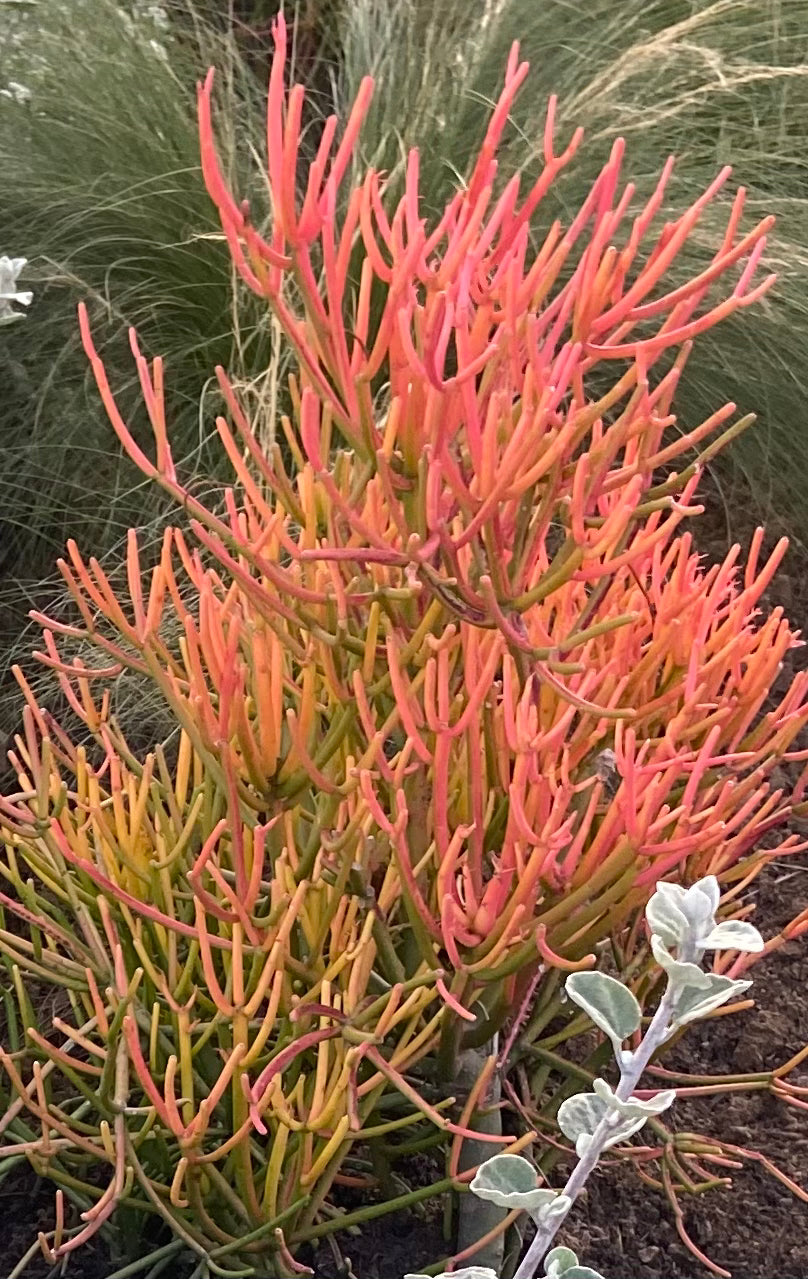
top-left (512, 952), bottom-right (689, 1279)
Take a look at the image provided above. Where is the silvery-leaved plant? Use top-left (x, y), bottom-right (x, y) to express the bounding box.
top-left (408, 876), bottom-right (764, 1279)
top-left (0, 255), bottom-right (33, 325)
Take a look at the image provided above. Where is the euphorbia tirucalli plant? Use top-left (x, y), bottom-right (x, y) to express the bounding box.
top-left (1, 12), bottom-right (807, 1275)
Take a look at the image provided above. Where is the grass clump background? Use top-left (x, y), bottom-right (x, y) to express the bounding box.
top-left (0, 0), bottom-right (270, 733)
top-left (335, 0), bottom-right (808, 521)
top-left (1, 0), bottom-right (807, 746)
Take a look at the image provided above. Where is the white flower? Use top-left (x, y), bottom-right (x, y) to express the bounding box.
top-left (129, 1), bottom-right (170, 29)
top-left (0, 255), bottom-right (33, 324)
top-left (0, 81), bottom-right (32, 104)
top-left (143, 2), bottom-right (170, 28)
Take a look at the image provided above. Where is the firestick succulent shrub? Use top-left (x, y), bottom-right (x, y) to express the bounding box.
top-left (1, 13), bottom-right (808, 1275)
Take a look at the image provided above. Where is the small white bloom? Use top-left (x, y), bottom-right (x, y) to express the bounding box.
top-left (130, 1), bottom-right (170, 29)
top-left (0, 255), bottom-right (33, 323)
top-left (0, 80), bottom-right (31, 104)
top-left (144, 2), bottom-right (170, 28)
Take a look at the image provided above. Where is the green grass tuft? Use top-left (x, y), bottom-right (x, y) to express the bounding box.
top-left (0, 0), bottom-right (274, 733)
top-left (335, 0), bottom-right (808, 538)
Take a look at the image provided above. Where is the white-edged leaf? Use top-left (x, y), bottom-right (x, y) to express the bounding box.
top-left (560, 1269), bottom-right (608, 1279)
top-left (557, 1091), bottom-right (647, 1155)
top-left (545, 1248), bottom-right (606, 1279)
top-left (565, 972), bottom-right (641, 1050)
top-left (671, 974), bottom-right (752, 1029)
top-left (538, 1194), bottom-right (572, 1221)
top-left (406, 1270), bottom-right (499, 1279)
top-left (645, 885), bottom-right (690, 947)
top-left (651, 935), bottom-right (712, 990)
top-left (470, 1153), bottom-right (557, 1212)
top-left (592, 1077), bottom-right (676, 1120)
top-left (691, 875), bottom-right (720, 916)
top-left (544, 1247), bottom-right (579, 1277)
top-left (405, 1270), bottom-right (499, 1279)
top-left (702, 920), bottom-right (764, 953)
